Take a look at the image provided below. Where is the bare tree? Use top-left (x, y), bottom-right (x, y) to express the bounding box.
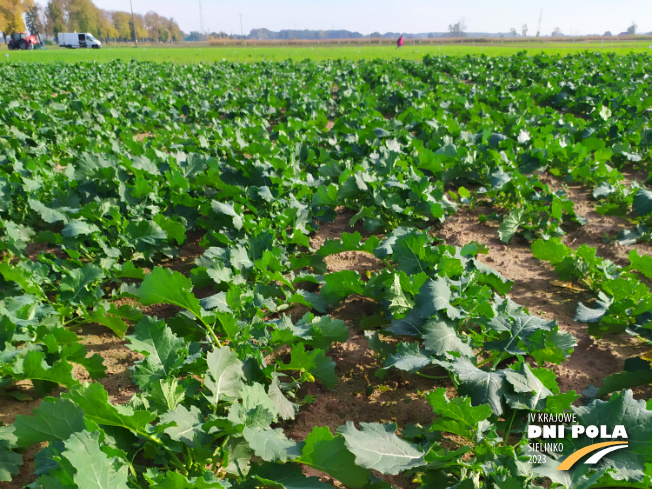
top-left (448, 18), bottom-right (466, 37)
top-left (510, 27), bottom-right (517, 37)
top-left (522, 24), bottom-right (528, 37)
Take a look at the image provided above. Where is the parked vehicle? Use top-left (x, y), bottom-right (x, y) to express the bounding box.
top-left (7, 32), bottom-right (44, 50)
top-left (58, 33), bottom-right (102, 49)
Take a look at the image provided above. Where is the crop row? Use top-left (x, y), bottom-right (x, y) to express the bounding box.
top-left (0, 54), bottom-right (651, 488)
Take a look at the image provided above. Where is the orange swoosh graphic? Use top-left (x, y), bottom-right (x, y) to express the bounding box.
top-left (556, 441), bottom-right (628, 471)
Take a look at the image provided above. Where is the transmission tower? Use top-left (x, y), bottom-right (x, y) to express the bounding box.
top-left (536, 10), bottom-right (543, 37)
top-left (199, 0), bottom-right (205, 39)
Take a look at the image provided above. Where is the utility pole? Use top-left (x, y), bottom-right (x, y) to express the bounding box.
top-left (199, 0), bottom-right (205, 40)
top-left (536, 9), bottom-right (542, 37)
top-left (130, 0), bottom-right (138, 46)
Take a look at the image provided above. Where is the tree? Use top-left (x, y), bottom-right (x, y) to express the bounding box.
top-left (448, 19), bottom-right (466, 37)
top-left (626, 21), bottom-right (637, 35)
top-left (603, 30), bottom-right (612, 36)
top-left (67, 0), bottom-right (101, 34)
top-left (143, 11), bottom-right (181, 42)
top-left (158, 25), bottom-right (169, 42)
top-left (98, 10), bottom-right (117, 40)
top-left (163, 17), bottom-right (182, 42)
top-left (522, 24), bottom-right (528, 37)
top-left (144, 11), bottom-right (162, 41)
top-left (187, 31), bottom-right (202, 42)
top-left (129, 13), bottom-right (147, 41)
top-left (208, 31), bottom-right (228, 40)
top-left (112, 11), bottom-right (132, 40)
top-left (40, 0), bottom-right (181, 42)
top-left (24, 2), bottom-right (43, 35)
top-left (510, 27), bottom-right (517, 37)
top-left (44, 0), bottom-right (65, 37)
top-left (0, 0), bottom-right (27, 34)
top-left (44, 0), bottom-right (103, 37)
top-left (552, 27), bottom-right (562, 37)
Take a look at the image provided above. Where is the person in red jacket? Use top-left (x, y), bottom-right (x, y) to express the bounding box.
top-left (397, 35), bottom-right (404, 48)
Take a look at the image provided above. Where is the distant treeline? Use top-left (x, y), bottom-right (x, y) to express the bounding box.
top-left (210, 34), bottom-right (652, 47)
top-left (247, 28), bottom-right (456, 40)
top-left (0, 0), bottom-right (183, 43)
top-left (246, 28), bottom-right (652, 41)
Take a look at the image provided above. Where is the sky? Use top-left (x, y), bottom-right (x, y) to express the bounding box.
top-left (39, 0), bottom-right (652, 36)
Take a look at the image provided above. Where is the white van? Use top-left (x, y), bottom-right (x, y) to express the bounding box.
top-left (58, 33), bottom-right (102, 49)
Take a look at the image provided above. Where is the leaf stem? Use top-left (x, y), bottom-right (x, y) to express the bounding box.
top-left (62, 316), bottom-right (86, 327)
top-left (212, 435), bottom-right (230, 475)
top-left (126, 460), bottom-right (137, 480)
top-left (137, 430), bottom-right (188, 476)
top-left (183, 445), bottom-right (195, 471)
top-left (193, 312), bottom-right (222, 348)
top-left (503, 410), bottom-right (517, 447)
top-left (477, 351), bottom-right (499, 368)
top-left (490, 352), bottom-right (507, 370)
top-left (415, 372), bottom-right (450, 380)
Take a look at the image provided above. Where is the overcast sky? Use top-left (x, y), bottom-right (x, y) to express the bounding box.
top-left (41, 0), bottom-right (652, 36)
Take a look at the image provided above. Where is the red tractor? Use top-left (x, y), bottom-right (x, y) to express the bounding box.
top-left (7, 32), bottom-right (43, 50)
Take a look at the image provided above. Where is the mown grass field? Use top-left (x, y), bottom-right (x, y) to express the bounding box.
top-left (0, 40), bottom-right (651, 63)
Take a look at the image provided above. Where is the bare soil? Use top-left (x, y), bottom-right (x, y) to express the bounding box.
top-left (3, 178), bottom-right (652, 488)
top-left (0, 324), bottom-right (142, 489)
top-left (286, 208), bottom-right (445, 487)
top-left (439, 204), bottom-right (648, 396)
top-left (440, 174), bottom-right (652, 398)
